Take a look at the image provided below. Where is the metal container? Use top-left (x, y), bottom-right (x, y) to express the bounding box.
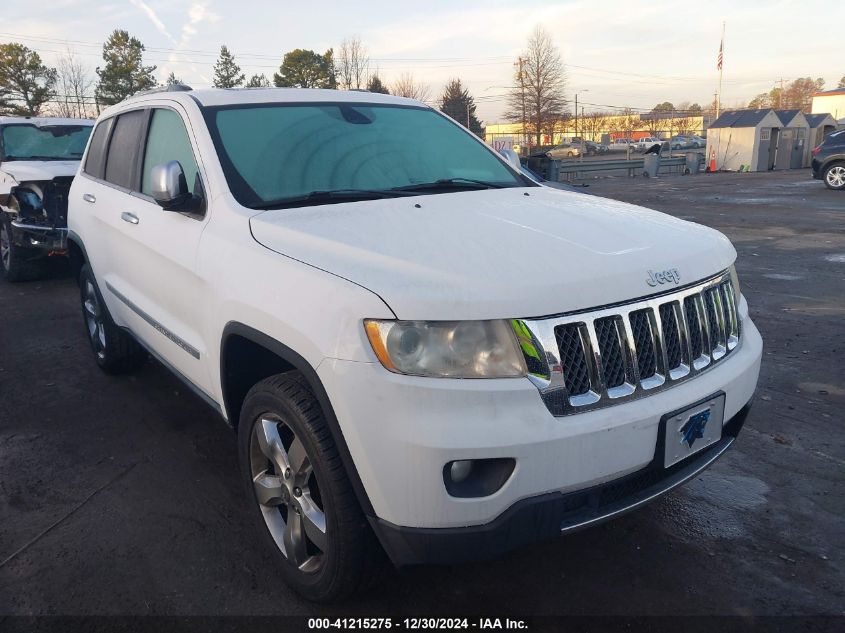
top-left (642, 153), bottom-right (660, 178)
top-left (685, 152), bottom-right (701, 175)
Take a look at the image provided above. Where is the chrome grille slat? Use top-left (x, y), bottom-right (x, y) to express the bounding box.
top-left (518, 270), bottom-right (742, 416)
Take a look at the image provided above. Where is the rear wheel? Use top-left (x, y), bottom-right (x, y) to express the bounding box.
top-left (238, 373), bottom-right (384, 602)
top-left (823, 162), bottom-right (845, 190)
top-left (0, 215), bottom-right (43, 282)
top-left (78, 264), bottom-right (147, 374)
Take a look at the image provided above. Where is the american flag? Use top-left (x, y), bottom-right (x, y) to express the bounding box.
top-left (717, 39), bottom-right (723, 70)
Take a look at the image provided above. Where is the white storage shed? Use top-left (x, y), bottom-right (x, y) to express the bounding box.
top-left (706, 109), bottom-right (782, 172)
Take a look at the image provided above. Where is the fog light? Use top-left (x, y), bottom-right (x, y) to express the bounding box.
top-left (443, 458), bottom-right (516, 498)
top-left (449, 460), bottom-right (474, 483)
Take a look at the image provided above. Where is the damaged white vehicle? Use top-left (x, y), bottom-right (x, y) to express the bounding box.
top-left (0, 116), bottom-right (93, 281)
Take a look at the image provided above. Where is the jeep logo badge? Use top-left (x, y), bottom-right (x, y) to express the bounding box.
top-left (646, 268), bottom-right (681, 287)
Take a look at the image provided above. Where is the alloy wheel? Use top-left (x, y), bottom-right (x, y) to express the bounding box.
top-left (249, 414), bottom-right (327, 572)
top-left (83, 280), bottom-right (107, 360)
top-left (826, 165), bottom-right (845, 188)
top-left (0, 223), bottom-right (10, 271)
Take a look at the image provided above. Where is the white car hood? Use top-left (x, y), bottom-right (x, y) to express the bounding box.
top-left (250, 187), bottom-right (736, 320)
top-left (0, 160), bottom-right (80, 183)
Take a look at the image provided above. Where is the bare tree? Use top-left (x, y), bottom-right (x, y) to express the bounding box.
top-left (581, 111), bottom-right (611, 141)
top-left (54, 48), bottom-right (95, 118)
top-left (390, 73), bottom-right (431, 102)
top-left (337, 37), bottom-right (370, 90)
top-left (618, 108), bottom-right (639, 139)
top-left (505, 26), bottom-right (567, 147)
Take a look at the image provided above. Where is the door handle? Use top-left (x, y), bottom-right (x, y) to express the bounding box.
top-left (83, 193), bottom-right (96, 203)
top-left (121, 212), bottom-right (139, 225)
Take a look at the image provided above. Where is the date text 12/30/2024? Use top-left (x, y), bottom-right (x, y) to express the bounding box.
top-left (308, 618), bottom-right (529, 630)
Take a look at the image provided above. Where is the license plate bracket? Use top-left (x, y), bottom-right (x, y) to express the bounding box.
top-left (663, 393), bottom-right (725, 468)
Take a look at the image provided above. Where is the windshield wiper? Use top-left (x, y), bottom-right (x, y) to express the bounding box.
top-left (393, 177), bottom-right (508, 192)
top-left (252, 188), bottom-right (413, 210)
top-left (4, 155), bottom-right (74, 161)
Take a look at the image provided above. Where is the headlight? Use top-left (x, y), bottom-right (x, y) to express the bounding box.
top-left (729, 264), bottom-right (741, 299)
top-left (364, 319), bottom-right (527, 378)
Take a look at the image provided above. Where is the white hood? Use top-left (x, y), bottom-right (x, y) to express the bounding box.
top-left (0, 160), bottom-right (80, 183)
top-left (249, 187), bottom-right (736, 320)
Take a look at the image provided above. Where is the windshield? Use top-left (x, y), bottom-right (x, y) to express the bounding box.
top-left (1, 124), bottom-right (92, 161)
top-left (206, 103), bottom-right (526, 208)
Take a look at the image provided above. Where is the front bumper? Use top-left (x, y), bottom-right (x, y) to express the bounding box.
top-left (9, 220), bottom-right (67, 252)
top-left (372, 401), bottom-right (750, 566)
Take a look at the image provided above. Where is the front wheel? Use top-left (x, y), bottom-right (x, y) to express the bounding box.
top-left (823, 162), bottom-right (845, 190)
top-left (238, 373), bottom-right (384, 602)
top-left (0, 215), bottom-right (43, 282)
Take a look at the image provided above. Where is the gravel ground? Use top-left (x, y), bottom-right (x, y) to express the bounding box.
top-left (0, 168), bottom-right (842, 623)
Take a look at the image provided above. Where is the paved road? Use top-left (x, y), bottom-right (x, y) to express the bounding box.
top-left (0, 169), bottom-right (842, 618)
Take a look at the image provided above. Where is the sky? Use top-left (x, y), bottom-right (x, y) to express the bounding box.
top-left (4, 0), bottom-right (843, 123)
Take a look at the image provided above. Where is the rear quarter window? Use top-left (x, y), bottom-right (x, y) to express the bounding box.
top-left (84, 118), bottom-right (113, 179)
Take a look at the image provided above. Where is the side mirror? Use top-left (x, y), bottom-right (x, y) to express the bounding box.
top-left (150, 160), bottom-right (190, 210)
top-left (499, 148), bottom-right (522, 171)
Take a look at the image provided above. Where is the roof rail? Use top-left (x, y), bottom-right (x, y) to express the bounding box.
top-left (132, 84), bottom-right (194, 98)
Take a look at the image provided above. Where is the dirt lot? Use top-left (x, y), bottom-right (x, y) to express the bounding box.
top-left (0, 169), bottom-right (843, 622)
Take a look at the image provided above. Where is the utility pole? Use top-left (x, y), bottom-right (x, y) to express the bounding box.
top-left (580, 106), bottom-right (585, 162)
top-left (776, 77), bottom-right (788, 109)
top-left (574, 93), bottom-right (578, 141)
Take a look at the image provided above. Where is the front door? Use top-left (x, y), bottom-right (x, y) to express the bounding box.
top-left (768, 128), bottom-right (780, 170)
top-left (775, 128), bottom-right (793, 170)
top-left (98, 105), bottom-right (212, 394)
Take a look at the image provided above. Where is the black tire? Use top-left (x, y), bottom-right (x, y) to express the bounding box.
top-left (238, 372), bottom-right (385, 603)
top-left (0, 214), bottom-right (44, 282)
top-left (78, 264), bottom-right (147, 374)
top-left (822, 162), bottom-right (845, 191)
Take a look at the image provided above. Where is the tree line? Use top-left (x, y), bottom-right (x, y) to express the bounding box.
top-left (0, 31), bottom-right (484, 137)
top-left (746, 76), bottom-right (840, 112)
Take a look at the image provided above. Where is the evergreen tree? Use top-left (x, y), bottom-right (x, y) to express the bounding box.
top-left (273, 49), bottom-right (336, 89)
top-left (95, 30), bottom-right (156, 106)
top-left (212, 45), bottom-right (244, 88)
top-left (0, 43), bottom-right (57, 116)
top-left (245, 73), bottom-right (270, 88)
top-left (838, 75), bottom-right (845, 89)
top-left (366, 74), bottom-right (389, 94)
top-left (439, 78), bottom-right (483, 137)
top-left (164, 71), bottom-right (184, 87)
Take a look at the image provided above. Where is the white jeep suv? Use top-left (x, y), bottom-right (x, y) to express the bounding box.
top-left (68, 86), bottom-right (762, 602)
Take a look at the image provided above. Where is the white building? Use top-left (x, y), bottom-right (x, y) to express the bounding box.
top-left (812, 89), bottom-right (845, 122)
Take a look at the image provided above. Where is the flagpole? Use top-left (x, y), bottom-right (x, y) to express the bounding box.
top-left (717, 21), bottom-right (725, 118)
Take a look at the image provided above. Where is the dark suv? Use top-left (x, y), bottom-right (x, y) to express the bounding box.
top-left (811, 129), bottom-right (845, 190)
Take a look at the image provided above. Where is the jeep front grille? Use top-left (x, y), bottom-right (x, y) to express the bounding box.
top-left (515, 271), bottom-right (741, 416)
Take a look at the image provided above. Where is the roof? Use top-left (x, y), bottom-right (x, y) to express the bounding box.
top-left (0, 116), bottom-right (93, 126)
top-left (110, 87), bottom-right (423, 112)
top-left (774, 109), bottom-right (803, 126)
top-left (813, 89), bottom-right (845, 97)
top-left (805, 113), bottom-right (836, 127)
top-left (709, 109), bottom-right (773, 128)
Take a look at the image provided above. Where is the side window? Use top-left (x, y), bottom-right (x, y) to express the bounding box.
top-left (84, 118), bottom-right (113, 179)
top-left (105, 110), bottom-right (146, 189)
top-left (141, 108), bottom-right (200, 197)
